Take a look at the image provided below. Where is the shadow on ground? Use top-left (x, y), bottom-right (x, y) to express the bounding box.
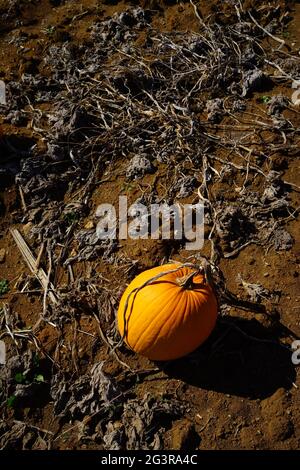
top-left (162, 316), bottom-right (297, 399)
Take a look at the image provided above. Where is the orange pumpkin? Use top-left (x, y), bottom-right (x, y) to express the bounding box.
top-left (117, 263), bottom-right (218, 361)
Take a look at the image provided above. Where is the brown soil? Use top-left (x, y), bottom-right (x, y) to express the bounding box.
top-left (0, 0), bottom-right (300, 451)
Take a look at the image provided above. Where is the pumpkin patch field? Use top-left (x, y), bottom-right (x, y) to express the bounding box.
top-left (0, 0), bottom-right (300, 451)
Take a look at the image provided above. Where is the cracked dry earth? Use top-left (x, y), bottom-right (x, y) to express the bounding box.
top-left (0, 0), bottom-right (300, 450)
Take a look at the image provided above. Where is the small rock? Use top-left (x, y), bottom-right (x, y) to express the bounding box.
top-left (206, 98), bottom-right (224, 123)
top-left (0, 249), bottom-right (6, 263)
top-left (175, 176), bottom-right (198, 198)
top-left (272, 229), bottom-right (293, 251)
top-left (126, 154), bottom-right (155, 180)
top-left (47, 142), bottom-right (65, 161)
top-left (69, 248), bottom-right (77, 257)
top-left (84, 220), bottom-right (95, 230)
top-left (267, 95), bottom-right (290, 116)
top-left (232, 100), bottom-right (246, 113)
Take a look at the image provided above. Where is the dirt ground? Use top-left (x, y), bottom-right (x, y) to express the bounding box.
top-left (0, 0), bottom-right (300, 450)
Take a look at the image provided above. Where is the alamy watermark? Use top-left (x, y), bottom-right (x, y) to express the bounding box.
top-left (95, 197), bottom-right (204, 251)
top-left (0, 341), bottom-right (6, 365)
top-left (292, 340), bottom-right (300, 366)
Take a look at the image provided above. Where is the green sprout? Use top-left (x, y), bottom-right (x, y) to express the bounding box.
top-left (34, 374), bottom-right (45, 383)
top-left (14, 372), bottom-right (27, 384)
top-left (121, 182), bottom-right (136, 193)
top-left (7, 395), bottom-right (17, 408)
top-left (0, 279), bottom-right (9, 296)
top-left (259, 95), bottom-right (271, 104)
top-left (42, 25), bottom-right (56, 36)
top-left (63, 211), bottom-right (79, 226)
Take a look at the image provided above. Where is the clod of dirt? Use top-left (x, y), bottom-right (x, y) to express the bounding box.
top-left (206, 98), bottom-right (225, 123)
top-left (126, 155), bottom-right (156, 180)
top-left (231, 100), bottom-right (246, 113)
top-left (272, 228), bottom-right (293, 251)
top-left (267, 416), bottom-right (294, 442)
top-left (5, 350), bottom-right (34, 379)
top-left (216, 206), bottom-right (254, 248)
top-left (267, 95), bottom-right (290, 116)
top-left (239, 425), bottom-right (261, 449)
top-left (65, 229), bottom-right (118, 263)
top-left (46, 142), bottom-right (65, 162)
top-left (175, 176), bottom-right (198, 198)
top-left (242, 69), bottom-right (272, 97)
top-left (170, 419), bottom-right (200, 450)
top-left (262, 171), bottom-right (285, 203)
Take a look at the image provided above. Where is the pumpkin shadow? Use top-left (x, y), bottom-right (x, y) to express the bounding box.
top-left (161, 316), bottom-right (297, 399)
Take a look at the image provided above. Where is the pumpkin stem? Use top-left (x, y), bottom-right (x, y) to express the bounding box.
top-left (176, 269), bottom-right (200, 289)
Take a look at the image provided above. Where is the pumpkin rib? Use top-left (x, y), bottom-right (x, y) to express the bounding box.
top-left (135, 301), bottom-right (175, 353)
top-left (132, 285), bottom-right (182, 352)
top-left (181, 290), bottom-right (191, 325)
top-left (122, 280), bottom-right (174, 344)
top-left (153, 287), bottom-right (189, 343)
top-left (150, 288), bottom-right (211, 360)
top-left (191, 290), bottom-right (207, 313)
top-left (141, 288), bottom-right (190, 357)
top-left (145, 283), bottom-right (208, 358)
top-left (124, 280), bottom-right (176, 331)
top-left (181, 291), bottom-right (202, 334)
top-left (172, 289), bottom-right (190, 333)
